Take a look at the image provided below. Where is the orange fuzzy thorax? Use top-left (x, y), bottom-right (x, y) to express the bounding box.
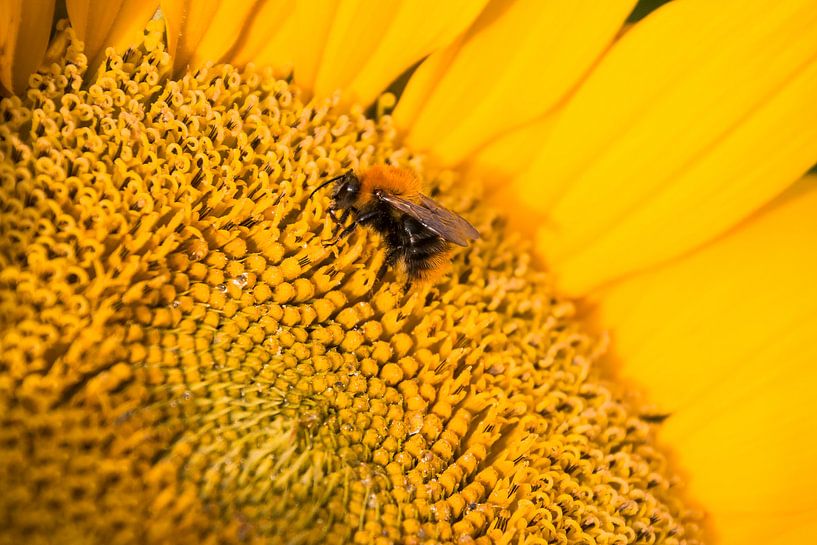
top-left (357, 164), bottom-right (421, 206)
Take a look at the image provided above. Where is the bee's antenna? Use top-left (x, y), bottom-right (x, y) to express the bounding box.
top-left (308, 171), bottom-right (349, 200)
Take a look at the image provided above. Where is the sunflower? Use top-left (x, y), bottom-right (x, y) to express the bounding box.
top-left (1, 0), bottom-right (815, 544)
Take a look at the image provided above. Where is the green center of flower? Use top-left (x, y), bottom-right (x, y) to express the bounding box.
top-left (0, 21), bottom-right (704, 545)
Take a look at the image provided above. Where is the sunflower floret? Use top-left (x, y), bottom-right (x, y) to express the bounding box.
top-left (0, 21), bottom-right (704, 545)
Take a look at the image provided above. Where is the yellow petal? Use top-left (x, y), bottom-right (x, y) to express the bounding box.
top-left (393, 0), bottom-right (636, 165)
top-left (161, 0), bottom-right (223, 73)
top-left (178, 0), bottom-right (297, 72)
top-left (0, 0), bottom-right (55, 95)
top-left (250, 1), bottom-right (341, 88)
top-left (162, 0), bottom-right (255, 73)
top-left (182, 1), bottom-right (269, 69)
top-left (464, 113), bottom-right (556, 189)
top-left (591, 177), bottom-right (817, 545)
top-left (227, 1), bottom-right (292, 67)
top-left (516, 0), bottom-right (817, 295)
top-left (314, 0), bottom-right (489, 106)
top-left (67, 0), bottom-right (158, 73)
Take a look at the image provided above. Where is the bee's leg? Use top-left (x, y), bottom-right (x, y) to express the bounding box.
top-left (355, 210), bottom-right (380, 226)
top-left (328, 207), bottom-right (352, 236)
top-left (401, 252), bottom-right (415, 294)
top-left (374, 257), bottom-right (389, 286)
top-left (324, 208), bottom-right (355, 246)
top-left (338, 207), bottom-right (353, 225)
top-left (328, 222), bottom-right (357, 245)
top-left (375, 247), bottom-right (402, 285)
top-left (325, 209), bottom-right (378, 247)
top-left (326, 208), bottom-right (339, 226)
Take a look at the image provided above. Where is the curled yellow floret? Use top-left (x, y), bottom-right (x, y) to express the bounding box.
top-left (0, 21), bottom-right (703, 544)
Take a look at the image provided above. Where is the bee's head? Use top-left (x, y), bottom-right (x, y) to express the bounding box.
top-left (308, 170), bottom-right (361, 210)
top-left (329, 170), bottom-right (361, 209)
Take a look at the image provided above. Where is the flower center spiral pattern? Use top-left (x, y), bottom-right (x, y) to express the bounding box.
top-left (0, 21), bottom-right (703, 545)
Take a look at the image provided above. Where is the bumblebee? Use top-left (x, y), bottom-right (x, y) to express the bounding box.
top-left (310, 165), bottom-right (479, 285)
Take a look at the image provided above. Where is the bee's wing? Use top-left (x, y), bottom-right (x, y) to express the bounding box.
top-left (378, 192), bottom-right (480, 247)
